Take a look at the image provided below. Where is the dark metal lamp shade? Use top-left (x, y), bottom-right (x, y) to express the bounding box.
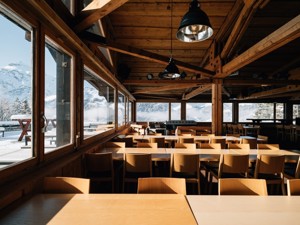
top-left (176, 0), bottom-right (213, 42)
top-left (159, 58), bottom-right (181, 79)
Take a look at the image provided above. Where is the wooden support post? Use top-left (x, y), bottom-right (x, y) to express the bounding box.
top-left (212, 79), bottom-right (223, 135)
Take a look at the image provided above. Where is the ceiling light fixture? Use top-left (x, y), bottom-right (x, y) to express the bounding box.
top-left (160, 0), bottom-right (181, 79)
top-left (176, 0), bottom-right (213, 42)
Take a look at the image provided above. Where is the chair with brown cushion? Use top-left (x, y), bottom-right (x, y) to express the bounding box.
top-left (174, 143), bottom-right (197, 150)
top-left (254, 154), bottom-right (286, 195)
top-left (219, 178), bottom-right (268, 196)
top-left (137, 177), bottom-right (186, 194)
top-left (43, 177), bottom-right (90, 194)
top-left (123, 153), bottom-right (152, 192)
top-left (137, 142), bottom-right (158, 148)
top-left (227, 143), bottom-right (250, 149)
top-left (287, 179), bottom-right (300, 196)
top-left (105, 142), bottom-right (125, 148)
top-left (240, 138), bottom-right (257, 149)
top-left (208, 154), bottom-right (250, 194)
top-left (170, 153), bottom-right (201, 194)
top-left (178, 137), bottom-right (194, 143)
top-left (149, 137), bottom-right (166, 148)
top-left (209, 138), bottom-right (226, 149)
top-left (257, 144), bottom-right (280, 150)
top-left (85, 153), bottom-right (114, 192)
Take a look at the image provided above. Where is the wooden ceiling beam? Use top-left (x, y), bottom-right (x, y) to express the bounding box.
top-left (80, 31), bottom-right (215, 77)
top-left (133, 84), bottom-right (200, 94)
top-left (182, 85), bottom-right (212, 100)
top-left (123, 79), bottom-right (212, 86)
top-left (223, 79), bottom-right (300, 85)
top-left (243, 85), bottom-right (300, 100)
top-left (221, 0), bottom-right (266, 60)
top-left (74, 0), bottom-right (129, 33)
top-left (217, 15), bottom-right (300, 78)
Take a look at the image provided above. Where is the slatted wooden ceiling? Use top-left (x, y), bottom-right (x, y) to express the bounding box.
top-left (50, 0), bottom-right (300, 101)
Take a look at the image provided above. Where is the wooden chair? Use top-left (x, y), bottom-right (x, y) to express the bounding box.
top-left (240, 138), bottom-right (257, 149)
top-left (137, 177), bottom-right (186, 194)
top-left (257, 144), bottom-right (280, 150)
top-left (174, 143), bottom-right (197, 150)
top-left (170, 153), bottom-right (201, 194)
top-left (219, 178), bottom-right (268, 196)
top-left (178, 137), bottom-right (194, 143)
top-left (254, 154), bottom-right (286, 195)
top-left (227, 143), bottom-right (250, 149)
top-left (105, 142), bottom-right (125, 148)
top-left (43, 177), bottom-right (90, 194)
top-left (85, 152), bottom-right (114, 192)
top-left (208, 154), bottom-right (250, 194)
top-left (137, 142), bottom-right (158, 148)
top-left (120, 137), bottom-right (134, 147)
top-left (209, 138), bottom-right (226, 149)
top-left (284, 156), bottom-right (300, 179)
top-left (287, 179), bottom-right (300, 196)
top-left (123, 153), bottom-right (152, 192)
top-left (149, 137), bottom-right (165, 148)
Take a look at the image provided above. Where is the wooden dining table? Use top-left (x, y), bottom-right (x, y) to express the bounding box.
top-left (187, 195), bottom-right (300, 225)
top-left (102, 147), bottom-right (300, 162)
top-left (0, 194), bottom-right (197, 225)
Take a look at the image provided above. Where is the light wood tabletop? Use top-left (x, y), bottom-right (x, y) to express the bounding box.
top-left (187, 195), bottom-right (300, 225)
top-left (0, 194), bottom-right (197, 225)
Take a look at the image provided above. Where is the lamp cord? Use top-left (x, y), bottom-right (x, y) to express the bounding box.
top-left (170, 0), bottom-right (173, 58)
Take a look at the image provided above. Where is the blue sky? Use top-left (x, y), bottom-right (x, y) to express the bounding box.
top-left (0, 15), bottom-right (32, 68)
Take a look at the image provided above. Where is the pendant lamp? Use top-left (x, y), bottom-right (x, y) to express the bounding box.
top-left (176, 0), bottom-right (213, 42)
top-left (160, 0), bottom-right (181, 79)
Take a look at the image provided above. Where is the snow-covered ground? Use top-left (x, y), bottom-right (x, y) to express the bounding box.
top-left (0, 130), bottom-right (56, 169)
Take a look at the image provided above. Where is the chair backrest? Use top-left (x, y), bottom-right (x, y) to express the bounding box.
top-left (219, 178), bottom-right (268, 196)
top-left (198, 143), bottom-right (221, 149)
top-left (257, 144), bottom-right (280, 150)
top-left (124, 153), bottom-right (152, 174)
top-left (287, 179), bottom-right (300, 196)
top-left (120, 137), bottom-right (134, 147)
top-left (85, 152), bottom-right (113, 174)
top-left (209, 138), bottom-right (226, 149)
top-left (137, 142), bottom-right (158, 148)
top-left (105, 142), bottom-right (125, 148)
top-left (149, 137), bottom-right (165, 148)
top-left (227, 143), bottom-right (250, 149)
top-left (219, 154), bottom-right (249, 177)
top-left (240, 138), bottom-right (257, 149)
top-left (178, 137), bottom-right (194, 143)
top-left (254, 154), bottom-right (285, 177)
top-left (137, 177), bottom-right (186, 194)
top-left (171, 153), bottom-right (200, 174)
top-left (174, 143), bottom-right (197, 150)
top-left (43, 177), bottom-right (90, 194)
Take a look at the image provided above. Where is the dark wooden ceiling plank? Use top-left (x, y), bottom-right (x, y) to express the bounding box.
top-left (217, 15), bottom-right (300, 78)
top-left (80, 31), bottom-right (215, 77)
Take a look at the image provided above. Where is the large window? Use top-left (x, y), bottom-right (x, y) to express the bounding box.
top-left (83, 67), bottom-right (115, 138)
top-left (171, 103), bottom-right (181, 120)
top-left (186, 103), bottom-right (212, 122)
top-left (276, 103), bottom-right (284, 119)
top-left (238, 103), bottom-right (274, 122)
top-left (136, 103), bottom-right (169, 122)
top-left (118, 92), bottom-right (125, 126)
top-left (223, 103), bottom-right (233, 122)
top-left (0, 7), bottom-right (34, 169)
top-left (44, 39), bottom-right (72, 152)
top-left (293, 104), bottom-right (300, 119)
